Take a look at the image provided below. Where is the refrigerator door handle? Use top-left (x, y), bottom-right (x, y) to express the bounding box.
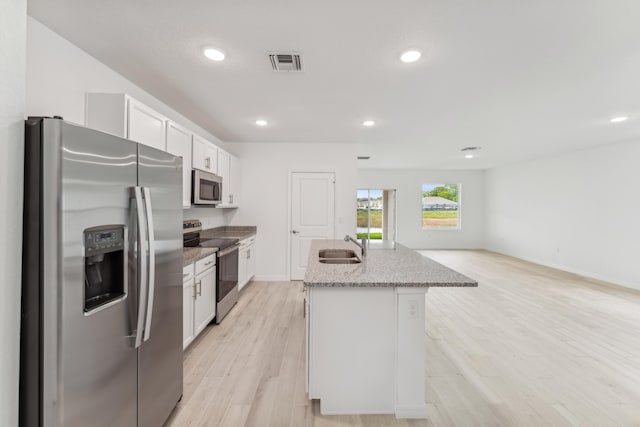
top-left (134, 186), bottom-right (149, 349)
top-left (142, 187), bottom-right (156, 342)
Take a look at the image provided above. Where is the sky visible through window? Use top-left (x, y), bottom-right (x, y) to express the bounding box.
top-left (357, 189), bottom-right (383, 199)
top-left (422, 183), bottom-right (443, 192)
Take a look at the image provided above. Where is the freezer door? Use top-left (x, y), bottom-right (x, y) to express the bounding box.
top-left (55, 120), bottom-right (139, 426)
top-left (137, 145), bottom-right (184, 427)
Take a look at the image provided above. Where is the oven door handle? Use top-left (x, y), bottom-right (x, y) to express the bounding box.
top-left (217, 243), bottom-right (240, 257)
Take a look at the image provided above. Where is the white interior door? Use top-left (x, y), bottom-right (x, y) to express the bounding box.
top-left (290, 172), bottom-right (335, 280)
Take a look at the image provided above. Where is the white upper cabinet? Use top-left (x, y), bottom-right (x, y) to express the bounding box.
top-left (86, 93), bottom-right (167, 151)
top-left (217, 149), bottom-right (231, 205)
top-left (230, 154), bottom-right (241, 207)
top-left (86, 93), bottom-right (239, 210)
top-left (192, 134), bottom-right (218, 174)
top-left (166, 121), bottom-right (193, 208)
top-left (217, 150), bottom-right (240, 208)
top-left (127, 99), bottom-right (167, 151)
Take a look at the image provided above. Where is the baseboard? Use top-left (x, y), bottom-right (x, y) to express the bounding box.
top-left (487, 250), bottom-right (640, 293)
top-left (319, 407), bottom-right (395, 416)
top-left (252, 274), bottom-right (289, 282)
top-left (395, 403), bottom-right (427, 418)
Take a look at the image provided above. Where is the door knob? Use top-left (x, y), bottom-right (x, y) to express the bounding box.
top-left (291, 230), bottom-right (300, 234)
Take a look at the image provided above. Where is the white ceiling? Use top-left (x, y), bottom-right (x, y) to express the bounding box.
top-left (28, 0), bottom-right (640, 169)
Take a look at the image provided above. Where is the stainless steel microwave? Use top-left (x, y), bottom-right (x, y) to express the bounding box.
top-left (192, 169), bottom-right (222, 205)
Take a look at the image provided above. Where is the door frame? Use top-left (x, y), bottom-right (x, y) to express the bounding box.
top-left (287, 170), bottom-right (336, 281)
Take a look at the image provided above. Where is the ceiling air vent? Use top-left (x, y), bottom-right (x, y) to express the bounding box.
top-left (269, 52), bottom-right (303, 72)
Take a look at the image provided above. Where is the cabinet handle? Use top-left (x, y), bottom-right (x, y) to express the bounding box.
top-left (204, 261), bottom-right (213, 266)
top-left (183, 273), bottom-right (189, 277)
top-left (195, 279), bottom-right (202, 297)
top-left (205, 157), bottom-right (210, 169)
top-left (247, 249), bottom-right (250, 259)
top-left (229, 194), bottom-right (233, 204)
top-left (193, 281), bottom-right (198, 299)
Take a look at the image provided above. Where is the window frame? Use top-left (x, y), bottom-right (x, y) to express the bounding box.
top-left (421, 183), bottom-right (462, 231)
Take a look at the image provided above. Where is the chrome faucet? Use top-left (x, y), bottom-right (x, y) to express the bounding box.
top-left (344, 234), bottom-right (367, 257)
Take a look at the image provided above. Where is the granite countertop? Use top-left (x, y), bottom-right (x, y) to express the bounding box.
top-left (304, 239), bottom-right (478, 288)
top-left (183, 246), bottom-right (218, 266)
top-left (183, 226), bottom-right (257, 266)
top-left (200, 226), bottom-right (257, 241)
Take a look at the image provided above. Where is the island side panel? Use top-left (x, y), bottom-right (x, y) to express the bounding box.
top-left (308, 287), bottom-right (396, 415)
top-left (396, 287), bottom-right (428, 418)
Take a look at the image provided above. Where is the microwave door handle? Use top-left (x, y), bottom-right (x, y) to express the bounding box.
top-left (133, 187), bottom-right (148, 349)
top-left (142, 187), bottom-right (156, 342)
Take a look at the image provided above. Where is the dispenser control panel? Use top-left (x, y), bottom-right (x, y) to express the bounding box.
top-left (84, 227), bottom-right (124, 256)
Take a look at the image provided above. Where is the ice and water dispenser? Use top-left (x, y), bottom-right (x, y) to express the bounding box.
top-left (83, 225), bottom-right (126, 313)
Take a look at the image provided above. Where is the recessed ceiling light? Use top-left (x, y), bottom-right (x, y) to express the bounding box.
top-left (363, 120), bottom-right (375, 127)
top-left (465, 154), bottom-right (474, 159)
top-left (610, 116), bottom-right (628, 123)
top-left (203, 47), bottom-right (225, 61)
top-left (400, 50), bottom-right (422, 63)
top-left (255, 119), bottom-right (268, 126)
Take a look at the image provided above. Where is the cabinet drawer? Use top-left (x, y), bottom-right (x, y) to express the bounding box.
top-left (240, 235), bottom-right (256, 249)
top-left (195, 254), bottom-right (216, 275)
top-left (183, 263), bottom-right (194, 285)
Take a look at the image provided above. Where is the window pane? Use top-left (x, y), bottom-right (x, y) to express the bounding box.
top-left (356, 189), bottom-right (396, 240)
top-left (421, 183), bottom-right (460, 229)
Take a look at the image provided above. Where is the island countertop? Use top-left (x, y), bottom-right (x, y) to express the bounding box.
top-left (303, 239), bottom-right (478, 288)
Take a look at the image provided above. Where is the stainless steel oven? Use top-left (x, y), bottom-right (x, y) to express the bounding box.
top-left (215, 242), bottom-right (240, 323)
top-left (192, 169), bottom-right (222, 205)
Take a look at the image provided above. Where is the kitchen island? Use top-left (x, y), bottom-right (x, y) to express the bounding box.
top-left (304, 239), bottom-right (477, 418)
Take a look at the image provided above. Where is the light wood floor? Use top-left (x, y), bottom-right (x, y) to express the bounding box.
top-left (166, 250), bottom-right (640, 427)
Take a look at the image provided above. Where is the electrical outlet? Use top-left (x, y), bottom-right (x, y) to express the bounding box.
top-left (408, 300), bottom-right (418, 318)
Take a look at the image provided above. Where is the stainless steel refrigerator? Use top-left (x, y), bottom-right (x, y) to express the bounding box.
top-left (20, 117), bottom-right (183, 427)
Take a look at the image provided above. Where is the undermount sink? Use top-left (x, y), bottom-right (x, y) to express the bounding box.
top-left (319, 258), bottom-right (361, 264)
top-left (319, 249), bottom-right (358, 259)
top-left (318, 249), bottom-right (361, 264)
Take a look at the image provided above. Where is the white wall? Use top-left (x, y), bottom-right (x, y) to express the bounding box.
top-left (0, 0), bottom-right (26, 424)
top-left (26, 17), bottom-right (225, 145)
top-left (184, 207), bottom-right (236, 229)
top-left (358, 169), bottom-right (485, 249)
top-left (26, 17), bottom-right (230, 228)
top-left (485, 140), bottom-right (640, 290)
top-left (230, 143), bottom-right (358, 280)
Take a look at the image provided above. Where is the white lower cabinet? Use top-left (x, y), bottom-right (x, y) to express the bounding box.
top-left (183, 264), bottom-right (195, 349)
top-left (194, 266), bottom-right (216, 336)
top-left (238, 236), bottom-right (256, 291)
top-left (307, 287), bottom-right (428, 417)
top-left (183, 254), bottom-right (217, 349)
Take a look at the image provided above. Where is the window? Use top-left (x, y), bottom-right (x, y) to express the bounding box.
top-left (357, 189), bottom-right (396, 240)
top-left (421, 183), bottom-right (460, 229)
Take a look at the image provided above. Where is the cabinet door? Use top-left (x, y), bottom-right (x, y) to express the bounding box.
top-left (192, 135), bottom-right (207, 171)
top-left (183, 280), bottom-right (195, 349)
top-left (166, 122), bottom-right (193, 208)
top-left (238, 246), bottom-right (248, 291)
top-left (206, 143), bottom-right (218, 175)
top-left (127, 98), bottom-right (167, 151)
top-left (247, 244), bottom-right (256, 282)
top-left (194, 267), bottom-right (216, 336)
top-left (192, 135), bottom-right (217, 173)
top-left (230, 154), bottom-right (241, 207)
top-left (217, 149), bottom-right (231, 205)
